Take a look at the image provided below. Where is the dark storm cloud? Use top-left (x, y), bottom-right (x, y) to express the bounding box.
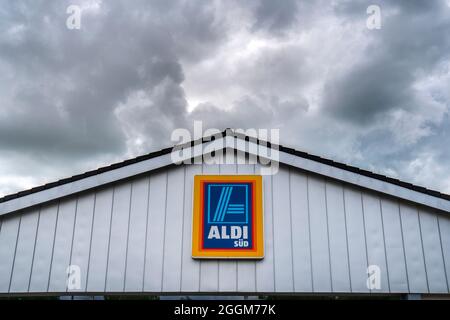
top-left (0, 0), bottom-right (449, 195)
top-left (0, 0), bottom-right (223, 161)
top-left (251, 0), bottom-right (299, 34)
top-left (314, 0), bottom-right (450, 191)
top-left (324, 0), bottom-right (450, 124)
top-left (189, 94), bottom-right (308, 131)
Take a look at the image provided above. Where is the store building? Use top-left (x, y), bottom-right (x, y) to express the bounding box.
top-left (0, 131), bottom-right (449, 299)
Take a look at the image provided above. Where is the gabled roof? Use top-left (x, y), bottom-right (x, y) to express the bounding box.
top-left (1, 129), bottom-right (449, 215)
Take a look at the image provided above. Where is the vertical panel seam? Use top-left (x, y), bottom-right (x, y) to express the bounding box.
top-left (306, 174), bottom-right (314, 292)
top-left (398, 202), bottom-right (410, 293)
top-left (85, 192), bottom-right (97, 292)
top-left (0, 217), bottom-right (2, 289)
top-left (47, 201), bottom-right (61, 292)
top-left (271, 173), bottom-right (276, 291)
top-left (235, 260), bottom-right (238, 292)
top-left (104, 186), bottom-right (115, 292)
top-left (160, 171), bottom-right (169, 291)
top-left (255, 166), bottom-right (260, 293)
top-left (359, 188), bottom-right (372, 293)
top-left (233, 162), bottom-right (239, 291)
top-left (142, 176), bottom-right (151, 292)
top-left (0, 216), bottom-right (2, 284)
top-left (378, 198), bottom-right (391, 293)
top-left (217, 164), bottom-right (221, 291)
top-left (27, 206), bottom-right (41, 292)
top-left (123, 182), bottom-right (134, 291)
top-left (288, 168), bottom-right (295, 292)
top-left (324, 180), bottom-right (333, 293)
top-left (359, 190), bottom-right (370, 293)
top-left (342, 186), bottom-right (353, 292)
top-left (417, 207), bottom-right (430, 293)
top-left (199, 164), bottom-right (203, 291)
top-left (67, 197), bottom-right (79, 293)
top-left (253, 163), bottom-right (257, 292)
top-left (8, 213), bottom-right (22, 293)
top-left (436, 216), bottom-right (450, 292)
top-left (179, 166), bottom-right (186, 292)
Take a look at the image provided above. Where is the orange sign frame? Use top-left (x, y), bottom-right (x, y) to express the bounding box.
top-left (192, 175), bottom-right (264, 259)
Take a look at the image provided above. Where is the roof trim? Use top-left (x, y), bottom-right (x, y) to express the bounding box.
top-left (0, 130), bottom-right (449, 215)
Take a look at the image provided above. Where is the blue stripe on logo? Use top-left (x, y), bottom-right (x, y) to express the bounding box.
top-left (212, 187), bottom-right (227, 222)
top-left (216, 187), bottom-right (230, 222)
top-left (219, 187), bottom-right (233, 222)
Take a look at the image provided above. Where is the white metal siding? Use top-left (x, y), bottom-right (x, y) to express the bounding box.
top-left (0, 162), bottom-right (449, 295)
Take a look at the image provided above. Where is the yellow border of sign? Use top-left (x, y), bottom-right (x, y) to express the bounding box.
top-left (192, 175), bottom-right (264, 259)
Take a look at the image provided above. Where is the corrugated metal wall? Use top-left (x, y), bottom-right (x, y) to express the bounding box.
top-left (0, 160), bottom-right (449, 294)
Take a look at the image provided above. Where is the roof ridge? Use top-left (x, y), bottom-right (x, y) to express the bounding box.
top-left (0, 130), bottom-right (449, 204)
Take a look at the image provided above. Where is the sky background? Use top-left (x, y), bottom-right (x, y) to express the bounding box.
top-left (0, 0), bottom-right (450, 197)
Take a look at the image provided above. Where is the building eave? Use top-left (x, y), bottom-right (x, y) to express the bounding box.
top-left (1, 130), bottom-right (449, 215)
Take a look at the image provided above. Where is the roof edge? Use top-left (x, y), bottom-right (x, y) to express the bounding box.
top-left (0, 130), bottom-right (449, 211)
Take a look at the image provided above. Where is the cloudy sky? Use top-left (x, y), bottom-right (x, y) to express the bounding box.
top-left (1, 0), bottom-right (450, 196)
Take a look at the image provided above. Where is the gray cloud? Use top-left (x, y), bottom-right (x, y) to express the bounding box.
top-left (0, 0), bottom-right (223, 160)
top-left (317, 0), bottom-right (450, 190)
top-left (251, 0), bottom-right (299, 34)
top-left (189, 94), bottom-right (308, 130)
top-left (0, 0), bottom-right (449, 195)
top-left (325, 0), bottom-right (450, 122)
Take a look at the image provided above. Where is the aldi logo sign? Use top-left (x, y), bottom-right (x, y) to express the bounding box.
top-left (192, 175), bottom-right (264, 259)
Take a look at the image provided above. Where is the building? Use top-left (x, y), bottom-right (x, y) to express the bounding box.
top-left (0, 130), bottom-right (449, 299)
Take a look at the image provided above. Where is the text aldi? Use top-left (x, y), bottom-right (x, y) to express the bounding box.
top-left (192, 175), bottom-right (264, 259)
